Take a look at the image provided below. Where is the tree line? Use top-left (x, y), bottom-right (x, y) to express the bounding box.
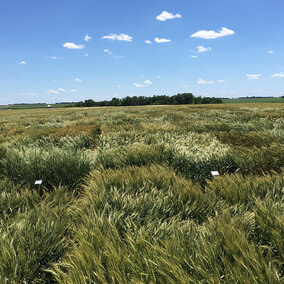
top-left (74, 93), bottom-right (223, 107)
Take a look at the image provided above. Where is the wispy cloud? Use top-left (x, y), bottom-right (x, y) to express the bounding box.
top-left (45, 56), bottom-right (58, 60)
top-left (70, 89), bottom-right (77, 93)
top-left (47, 88), bottom-right (67, 94)
top-left (84, 34), bottom-right (92, 42)
top-left (154, 37), bottom-right (171, 43)
top-left (133, 80), bottom-right (152, 87)
top-left (104, 49), bottom-right (124, 59)
top-left (19, 61), bottom-right (27, 64)
top-left (196, 45), bottom-right (211, 53)
top-left (197, 78), bottom-right (214, 85)
top-left (19, 92), bottom-right (38, 97)
top-left (145, 40), bottom-right (152, 44)
top-left (104, 49), bottom-right (112, 55)
top-left (75, 78), bottom-right (82, 82)
top-left (102, 33), bottom-right (133, 42)
top-left (191, 55), bottom-right (198, 58)
top-left (217, 80), bottom-right (225, 83)
top-left (144, 80), bottom-right (152, 85)
top-left (268, 50), bottom-right (274, 54)
top-left (156, 11), bottom-right (181, 21)
top-left (247, 74), bottom-right (262, 80)
top-left (47, 89), bottom-right (59, 94)
top-left (63, 42), bottom-right (85, 49)
top-left (191, 27), bottom-right (235, 39)
top-left (272, 72), bottom-right (284, 78)
top-left (84, 53), bottom-right (88, 57)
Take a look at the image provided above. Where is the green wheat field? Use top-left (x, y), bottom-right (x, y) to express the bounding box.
top-left (0, 103), bottom-right (283, 283)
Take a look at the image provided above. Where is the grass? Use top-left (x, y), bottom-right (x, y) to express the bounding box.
top-left (0, 103), bottom-right (283, 283)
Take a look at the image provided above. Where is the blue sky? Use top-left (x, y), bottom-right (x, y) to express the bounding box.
top-left (1, 0), bottom-right (284, 104)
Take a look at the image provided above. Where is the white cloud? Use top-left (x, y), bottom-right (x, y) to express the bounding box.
top-left (197, 78), bottom-right (214, 85)
top-left (217, 80), bottom-right (225, 83)
top-left (197, 45), bottom-right (211, 53)
top-left (102, 33), bottom-right (133, 42)
top-left (46, 88), bottom-right (69, 94)
top-left (154, 37), bottom-right (171, 43)
top-left (145, 40), bottom-right (152, 44)
top-left (75, 78), bottom-right (82, 82)
top-left (191, 55), bottom-right (198, 58)
top-left (84, 34), bottom-right (92, 42)
top-left (63, 42), bottom-right (85, 49)
top-left (104, 49), bottom-right (112, 55)
top-left (133, 83), bottom-right (144, 87)
top-left (134, 80), bottom-right (152, 87)
top-left (47, 88), bottom-right (67, 94)
top-left (47, 89), bottom-right (59, 94)
top-left (191, 27), bottom-right (235, 39)
top-left (272, 72), bottom-right (284, 78)
top-left (156, 11), bottom-right (181, 21)
top-left (268, 50), bottom-right (274, 54)
top-left (19, 61), bottom-right (27, 64)
top-left (84, 53), bottom-right (88, 57)
top-left (246, 74), bottom-right (262, 80)
top-left (144, 80), bottom-right (152, 85)
top-left (70, 89), bottom-right (77, 93)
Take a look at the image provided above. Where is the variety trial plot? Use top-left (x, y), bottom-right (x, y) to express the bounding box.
top-left (0, 103), bottom-right (283, 283)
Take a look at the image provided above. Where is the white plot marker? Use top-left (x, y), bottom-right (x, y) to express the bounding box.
top-left (35, 180), bottom-right (43, 185)
top-left (211, 171), bottom-right (220, 177)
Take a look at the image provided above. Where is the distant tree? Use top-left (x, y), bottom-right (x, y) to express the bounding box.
top-left (110, 97), bottom-right (121, 106)
top-left (194, 96), bottom-right (202, 104)
top-left (121, 96), bottom-right (133, 106)
top-left (84, 99), bottom-right (96, 107)
top-left (74, 92), bottom-right (222, 107)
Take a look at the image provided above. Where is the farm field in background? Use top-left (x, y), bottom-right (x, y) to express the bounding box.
top-left (0, 96), bottom-right (283, 111)
top-left (222, 97), bottom-right (284, 104)
top-left (0, 103), bottom-right (283, 283)
top-left (0, 103), bottom-right (73, 110)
